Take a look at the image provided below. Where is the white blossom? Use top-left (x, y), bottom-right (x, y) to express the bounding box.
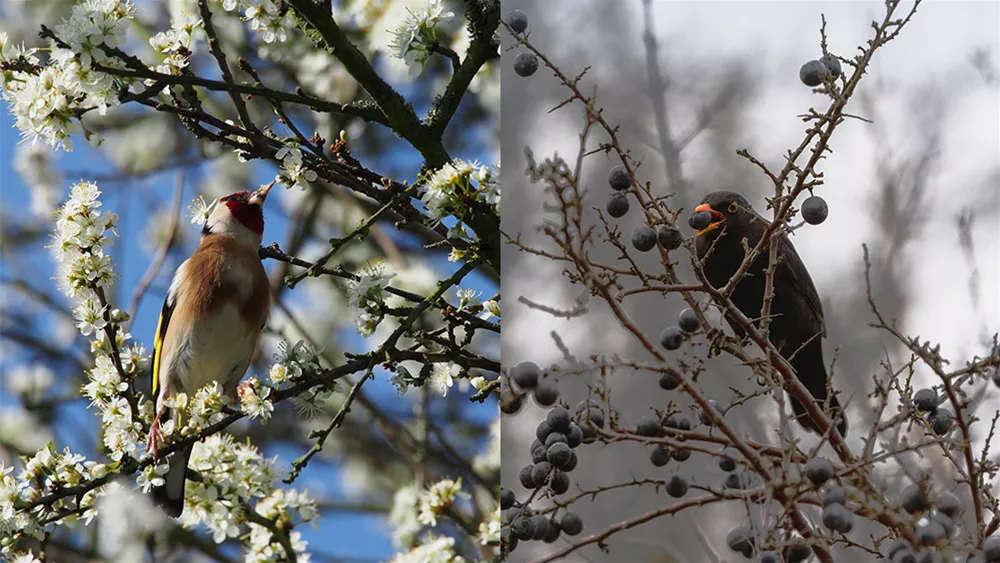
top-left (247, 489), bottom-right (317, 561)
top-left (421, 160), bottom-right (499, 221)
top-left (416, 478), bottom-right (465, 527)
top-left (185, 380), bottom-right (229, 430)
top-left (186, 195), bottom-right (216, 225)
top-left (478, 508), bottom-right (500, 545)
top-left (4, 364), bottom-right (54, 401)
top-left (95, 482), bottom-right (165, 563)
top-left (387, 536), bottom-right (465, 563)
top-left (388, 0), bottom-right (454, 71)
top-left (148, 12), bottom-right (201, 75)
top-left (481, 299), bottom-right (500, 319)
top-left (239, 377), bottom-right (275, 421)
top-left (218, 0), bottom-right (290, 43)
top-left (348, 266), bottom-right (396, 336)
top-left (428, 363), bottom-right (460, 397)
top-left (135, 462), bottom-right (169, 493)
top-left (455, 288), bottom-right (480, 311)
top-left (388, 483), bottom-right (421, 547)
top-left (0, 408), bottom-right (53, 453)
top-left (1, 1), bottom-right (136, 149)
top-left (73, 298), bottom-right (108, 336)
top-left (269, 339), bottom-right (323, 386)
top-left (52, 181), bottom-right (118, 301)
top-left (275, 144), bottom-right (318, 190)
top-left (177, 432), bottom-right (314, 560)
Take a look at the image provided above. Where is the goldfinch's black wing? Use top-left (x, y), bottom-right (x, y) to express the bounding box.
top-left (151, 291), bottom-right (175, 398)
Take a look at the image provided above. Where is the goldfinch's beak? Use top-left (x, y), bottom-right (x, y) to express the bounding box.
top-left (693, 203), bottom-right (727, 237)
top-left (249, 181), bottom-right (275, 206)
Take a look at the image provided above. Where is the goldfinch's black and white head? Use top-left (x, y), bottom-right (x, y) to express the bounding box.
top-left (202, 181), bottom-right (274, 248)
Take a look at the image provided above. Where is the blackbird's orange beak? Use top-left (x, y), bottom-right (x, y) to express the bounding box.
top-left (694, 203), bottom-right (726, 237)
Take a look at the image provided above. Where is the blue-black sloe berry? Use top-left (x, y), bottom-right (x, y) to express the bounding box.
top-left (822, 503), bottom-right (853, 533)
top-left (726, 526), bottom-right (756, 557)
top-left (930, 408), bottom-right (954, 436)
top-left (507, 9), bottom-right (528, 33)
top-left (799, 60), bottom-right (828, 86)
top-left (631, 226), bottom-right (657, 252)
top-left (678, 308), bottom-right (699, 333)
top-left (658, 373), bottom-right (679, 390)
top-left (550, 470), bottom-right (570, 494)
top-left (700, 399), bottom-right (723, 426)
top-left (821, 485), bottom-right (846, 507)
top-left (719, 456), bottom-right (736, 472)
top-left (514, 52), bottom-right (538, 77)
top-left (534, 378), bottom-right (559, 406)
top-left (821, 53), bottom-right (842, 76)
top-left (531, 462), bottom-right (552, 486)
top-left (650, 445), bottom-right (670, 467)
top-left (500, 488), bottom-right (515, 510)
top-left (512, 516), bottom-right (535, 541)
top-left (901, 484), bottom-right (929, 514)
top-left (689, 210), bottom-right (712, 231)
top-left (546, 442), bottom-right (573, 469)
top-left (607, 194), bottom-right (630, 218)
top-left (546, 407), bottom-right (571, 432)
top-left (913, 388), bottom-right (938, 412)
top-left (982, 536), bottom-right (1000, 561)
top-left (801, 195), bottom-right (828, 225)
top-left (657, 226), bottom-right (683, 250)
top-left (560, 512), bottom-right (583, 536)
top-left (637, 415), bottom-right (663, 437)
top-left (511, 361), bottom-right (540, 389)
top-left (608, 165), bottom-right (630, 191)
top-left (666, 475), bottom-right (688, 498)
top-left (660, 326), bottom-right (684, 350)
top-left (805, 457), bottom-right (835, 486)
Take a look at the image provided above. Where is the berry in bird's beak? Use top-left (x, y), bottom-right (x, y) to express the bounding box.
top-left (691, 203), bottom-right (726, 236)
top-left (249, 181), bottom-right (275, 206)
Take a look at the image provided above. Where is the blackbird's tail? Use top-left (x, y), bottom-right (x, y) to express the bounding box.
top-left (791, 392), bottom-right (848, 438)
top-left (789, 347), bottom-right (848, 438)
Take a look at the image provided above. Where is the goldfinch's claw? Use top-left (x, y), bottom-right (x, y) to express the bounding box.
top-left (235, 381), bottom-right (251, 401)
top-left (147, 412), bottom-right (165, 459)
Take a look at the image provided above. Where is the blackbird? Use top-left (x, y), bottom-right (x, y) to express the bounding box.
top-left (693, 191), bottom-right (848, 437)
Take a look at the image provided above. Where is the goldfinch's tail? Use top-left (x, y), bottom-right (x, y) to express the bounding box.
top-left (152, 444), bottom-right (192, 518)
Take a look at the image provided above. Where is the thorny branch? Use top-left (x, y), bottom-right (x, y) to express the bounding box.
top-left (499, 1), bottom-right (999, 561)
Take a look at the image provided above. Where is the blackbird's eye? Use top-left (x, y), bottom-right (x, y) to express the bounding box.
top-left (727, 201), bottom-right (739, 213)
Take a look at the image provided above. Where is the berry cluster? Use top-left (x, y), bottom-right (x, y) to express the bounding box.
top-left (604, 165), bottom-right (687, 255)
top-left (500, 362), bottom-right (589, 557)
top-left (507, 10), bottom-right (539, 78)
top-left (912, 387), bottom-right (955, 436)
top-left (798, 53), bottom-right (842, 87)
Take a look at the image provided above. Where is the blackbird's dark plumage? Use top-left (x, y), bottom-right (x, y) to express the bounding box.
top-left (694, 191), bottom-right (847, 437)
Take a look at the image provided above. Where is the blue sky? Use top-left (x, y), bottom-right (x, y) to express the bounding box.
top-left (1, 67), bottom-right (498, 560)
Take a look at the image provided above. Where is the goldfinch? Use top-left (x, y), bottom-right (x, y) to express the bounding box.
top-left (148, 181), bottom-right (274, 517)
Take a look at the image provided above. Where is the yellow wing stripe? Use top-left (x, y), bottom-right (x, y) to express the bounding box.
top-left (152, 311), bottom-right (165, 395)
top-left (152, 293), bottom-right (174, 397)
